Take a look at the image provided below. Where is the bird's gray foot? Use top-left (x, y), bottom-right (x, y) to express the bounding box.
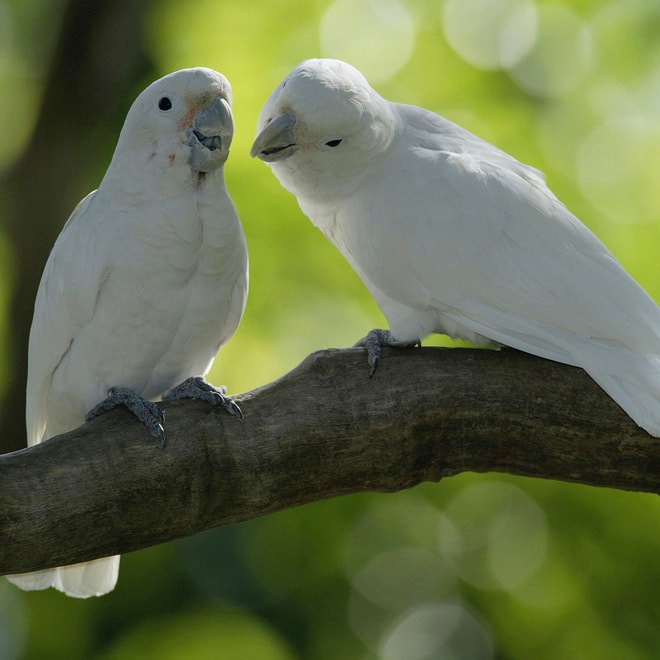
top-left (163, 376), bottom-right (243, 420)
top-left (85, 386), bottom-right (166, 446)
top-left (354, 329), bottom-right (421, 377)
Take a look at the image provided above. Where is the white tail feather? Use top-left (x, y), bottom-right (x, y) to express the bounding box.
top-left (6, 555), bottom-right (120, 599)
top-left (585, 354), bottom-right (660, 438)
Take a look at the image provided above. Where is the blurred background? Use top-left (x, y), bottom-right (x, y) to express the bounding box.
top-left (1, 0), bottom-right (660, 657)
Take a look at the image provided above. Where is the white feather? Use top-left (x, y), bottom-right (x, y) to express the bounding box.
top-left (6, 67), bottom-right (248, 597)
top-left (252, 58), bottom-right (660, 437)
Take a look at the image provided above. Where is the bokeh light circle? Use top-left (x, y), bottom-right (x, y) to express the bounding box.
top-left (319, 0), bottom-right (415, 83)
top-left (507, 4), bottom-right (593, 97)
top-left (443, 0), bottom-right (538, 71)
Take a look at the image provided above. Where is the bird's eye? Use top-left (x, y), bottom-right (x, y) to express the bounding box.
top-left (325, 139), bottom-right (342, 148)
top-left (158, 96), bottom-right (173, 111)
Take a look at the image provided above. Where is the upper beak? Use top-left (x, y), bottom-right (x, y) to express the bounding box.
top-left (189, 96), bottom-right (234, 172)
top-left (250, 112), bottom-right (298, 162)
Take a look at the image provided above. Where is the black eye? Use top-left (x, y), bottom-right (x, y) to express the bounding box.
top-left (158, 96), bottom-right (173, 111)
top-left (325, 139), bottom-right (342, 148)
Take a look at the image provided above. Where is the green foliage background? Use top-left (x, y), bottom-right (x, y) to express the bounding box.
top-left (1, 0), bottom-right (659, 658)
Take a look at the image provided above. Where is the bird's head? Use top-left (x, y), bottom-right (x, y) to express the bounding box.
top-left (250, 59), bottom-right (396, 201)
top-left (112, 67), bottom-right (234, 182)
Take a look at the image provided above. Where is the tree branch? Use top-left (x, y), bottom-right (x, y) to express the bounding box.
top-left (1, 347), bottom-right (657, 574)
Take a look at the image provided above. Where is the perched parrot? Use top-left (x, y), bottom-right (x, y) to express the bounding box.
top-left (251, 58), bottom-right (660, 438)
top-left (7, 67), bottom-right (248, 597)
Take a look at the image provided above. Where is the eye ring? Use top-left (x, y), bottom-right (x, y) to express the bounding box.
top-left (158, 96), bottom-right (173, 111)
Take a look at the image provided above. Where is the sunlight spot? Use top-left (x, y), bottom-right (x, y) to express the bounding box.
top-left (437, 481), bottom-right (548, 591)
top-left (507, 4), bottom-right (593, 97)
top-left (442, 0), bottom-right (537, 70)
top-left (343, 494), bottom-right (443, 576)
top-left (319, 0), bottom-right (415, 83)
top-left (351, 547), bottom-right (456, 612)
top-left (344, 496), bottom-right (459, 651)
top-left (379, 601), bottom-right (494, 660)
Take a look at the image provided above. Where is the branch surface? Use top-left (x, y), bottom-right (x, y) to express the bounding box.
top-left (1, 347), bottom-right (657, 573)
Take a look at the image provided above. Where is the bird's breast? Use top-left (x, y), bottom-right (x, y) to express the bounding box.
top-left (84, 189), bottom-right (247, 397)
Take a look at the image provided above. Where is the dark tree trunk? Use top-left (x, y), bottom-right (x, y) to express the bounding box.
top-left (0, 0), bottom-right (156, 453)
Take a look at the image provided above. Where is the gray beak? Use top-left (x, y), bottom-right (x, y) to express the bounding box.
top-left (250, 112), bottom-right (298, 162)
top-left (189, 96), bottom-right (233, 172)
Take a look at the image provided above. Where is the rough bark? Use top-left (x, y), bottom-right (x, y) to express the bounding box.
top-left (0, 347), bottom-right (657, 574)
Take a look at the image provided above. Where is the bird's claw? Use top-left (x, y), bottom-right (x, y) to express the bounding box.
top-left (86, 386), bottom-right (166, 447)
top-left (354, 329), bottom-right (421, 377)
top-left (163, 376), bottom-right (243, 420)
top-left (353, 329), bottom-right (389, 376)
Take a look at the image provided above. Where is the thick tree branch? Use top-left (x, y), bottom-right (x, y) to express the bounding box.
top-left (1, 347), bottom-right (657, 574)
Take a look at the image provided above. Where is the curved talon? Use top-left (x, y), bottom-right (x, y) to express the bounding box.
top-left (164, 376), bottom-right (243, 420)
top-left (354, 329), bottom-right (421, 377)
top-left (151, 422), bottom-right (166, 448)
top-left (223, 397), bottom-right (244, 421)
top-left (85, 386), bottom-right (166, 447)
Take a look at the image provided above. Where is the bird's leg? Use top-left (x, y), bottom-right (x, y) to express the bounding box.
top-left (353, 329), bottom-right (421, 377)
top-left (85, 387), bottom-right (166, 446)
top-left (163, 376), bottom-right (243, 420)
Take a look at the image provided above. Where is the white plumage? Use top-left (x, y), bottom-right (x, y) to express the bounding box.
top-left (7, 67), bottom-right (248, 597)
top-left (251, 58), bottom-right (660, 438)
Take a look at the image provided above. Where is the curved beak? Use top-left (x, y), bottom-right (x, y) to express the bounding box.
top-left (189, 96), bottom-right (233, 172)
top-left (250, 112), bottom-right (298, 162)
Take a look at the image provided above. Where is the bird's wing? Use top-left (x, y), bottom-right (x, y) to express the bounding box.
top-left (357, 109), bottom-right (660, 362)
top-left (446, 156), bottom-right (658, 353)
top-left (26, 190), bottom-right (110, 445)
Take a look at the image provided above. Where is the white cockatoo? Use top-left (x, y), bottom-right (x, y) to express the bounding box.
top-left (6, 67), bottom-right (249, 597)
top-left (251, 58), bottom-right (660, 438)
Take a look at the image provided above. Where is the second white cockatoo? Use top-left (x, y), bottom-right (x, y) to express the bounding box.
top-left (251, 58), bottom-right (660, 438)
